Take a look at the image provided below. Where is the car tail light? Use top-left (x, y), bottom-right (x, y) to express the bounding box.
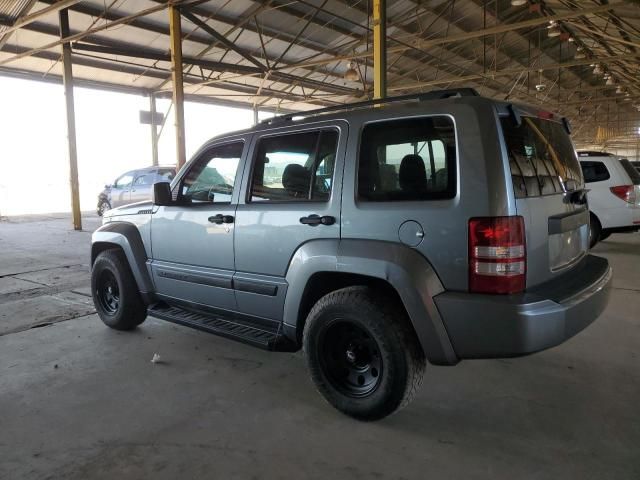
top-left (469, 216), bottom-right (526, 294)
top-left (609, 185), bottom-right (636, 204)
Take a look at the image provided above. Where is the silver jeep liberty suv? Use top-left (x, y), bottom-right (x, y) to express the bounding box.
top-left (91, 89), bottom-right (612, 420)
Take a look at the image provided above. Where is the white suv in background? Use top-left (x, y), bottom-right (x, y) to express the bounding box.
top-left (578, 151), bottom-right (640, 247)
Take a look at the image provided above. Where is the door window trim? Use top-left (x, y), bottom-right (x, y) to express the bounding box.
top-left (355, 114), bottom-right (459, 203)
top-left (245, 126), bottom-right (341, 204)
top-left (172, 139), bottom-right (246, 206)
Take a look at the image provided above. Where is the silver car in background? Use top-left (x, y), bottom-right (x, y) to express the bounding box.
top-left (97, 166), bottom-right (175, 215)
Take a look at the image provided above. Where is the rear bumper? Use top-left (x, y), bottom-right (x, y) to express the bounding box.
top-left (434, 255), bottom-right (612, 359)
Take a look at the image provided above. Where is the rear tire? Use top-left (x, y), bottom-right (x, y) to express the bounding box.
top-left (91, 249), bottom-right (147, 330)
top-left (303, 286), bottom-right (425, 421)
top-left (589, 213), bottom-right (602, 248)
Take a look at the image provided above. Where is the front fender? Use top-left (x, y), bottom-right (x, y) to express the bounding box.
top-left (91, 221), bottom-right (154, 295)
top-left (283, 239), bottom-right (458, 365)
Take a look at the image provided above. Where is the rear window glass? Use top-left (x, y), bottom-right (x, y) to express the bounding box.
top-left (620, 159), bottom-right (640, 185)
top-left (501, 117), bottom-right (583, 198)
top-left (580, 161), bottom-right (610, 183)
top-left (358, 116), bottom-right (456, 201)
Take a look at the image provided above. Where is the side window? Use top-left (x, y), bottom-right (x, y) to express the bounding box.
top-left (133, 173), bottom-right (154, 186)
top-left (580, 161), bottom-right (610, 183)
top-left (113, 173), bottom-right (134, 189)
top-left (358, 117), bottom-right (456, 201)
top-left (250, 130), bottom-right (338, 202)
top-left (158, 168), bottom-right (175, 182)
top-left (180, 142), bottom-right (243, 203)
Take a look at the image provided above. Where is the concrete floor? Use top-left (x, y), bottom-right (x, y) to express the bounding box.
top-left (1, 213), bottom-right (639, 480)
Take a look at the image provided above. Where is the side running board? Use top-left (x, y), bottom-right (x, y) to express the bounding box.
top-left (147, 304), bottom-right (296, 352)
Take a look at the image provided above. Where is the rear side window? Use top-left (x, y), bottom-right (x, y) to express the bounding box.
top-left (250, 130), bottom-right (338, 202)
top-left (580, 161), bottom-right (610, 183)
top-left (501, 117), bottom-right (583, 198)
top-left (358, 116), bottom-right (456, 201)
top-left (619, 159), bottom-right (640, 185)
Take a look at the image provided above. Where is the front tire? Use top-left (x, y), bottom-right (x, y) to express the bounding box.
top-left (97, 199), bottom-right (111, 216)
top-left (91, 249), bottom-right (147, 330)
top-left (303, 286), bottom-right (425, 421)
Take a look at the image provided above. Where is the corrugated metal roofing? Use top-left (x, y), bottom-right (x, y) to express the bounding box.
top-left (0, 0), bottom-right (638, 147)
top-left (0, 0), bottom-right (36, 34)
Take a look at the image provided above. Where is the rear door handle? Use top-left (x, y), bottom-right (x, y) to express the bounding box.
top-left (300, 214), bottom-right (335, 226)
top-left (208, 214), bottom-right (234, 224)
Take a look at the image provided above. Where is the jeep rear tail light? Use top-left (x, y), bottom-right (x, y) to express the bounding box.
top-left (469, 216), bottom-right (526, 294)
top-left (609, 185), bottom-right (636, 204)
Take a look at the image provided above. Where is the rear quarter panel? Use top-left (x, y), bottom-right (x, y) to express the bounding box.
top-left (340, 98), bottom-right (515, 292)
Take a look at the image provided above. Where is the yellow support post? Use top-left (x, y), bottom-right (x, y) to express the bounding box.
top-left (169, 5), bottom-right (186, 170)
top-left (59, 8), bottom-right (82, 231)
top-left (373, 0), bottom-right (386, 100)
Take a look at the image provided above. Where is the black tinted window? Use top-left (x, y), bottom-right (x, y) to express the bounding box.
top-left (250, 130), bottom-right (338, 202)
top-left (358, 117), bottom-right (456, 201)
top-left (620, 159), bottom-right (640, 185)
top-left (580, 161), bottom-right (610, 183)
top-left (501, 117), bottom-right (583, 198)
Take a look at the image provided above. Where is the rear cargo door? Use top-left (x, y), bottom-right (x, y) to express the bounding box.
top-left (501, 115), bottom-right (588, 288)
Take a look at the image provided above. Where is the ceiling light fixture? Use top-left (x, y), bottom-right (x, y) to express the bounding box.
top-left (606, 76), bottom-right (615, 86)
top-left (575, 47), bottom-right (586, 59)
top-left (593, 64), bottom-right (603, 75)
top-left (344, 62), bottom-right (360, 82)
top-left (511, 0), bottom-right (527, 6)
top-left (548, 25), bottom-right (561, 37)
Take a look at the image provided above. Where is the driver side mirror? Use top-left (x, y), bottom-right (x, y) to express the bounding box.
top-left (153, 182), bottom-right (173, 206)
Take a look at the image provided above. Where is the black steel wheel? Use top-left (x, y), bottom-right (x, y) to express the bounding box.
top-left (304, 286), bottom-right (425, 421)
top-left (319, 321), bottom-right (382, 397)
top-left (96, 269), bottom-right (120, 314)
top-left (91, 249), bottom-right (147, 330)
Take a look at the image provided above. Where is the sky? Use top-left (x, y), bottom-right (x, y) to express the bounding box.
top-left (0, 76), bottom-right (264, 216)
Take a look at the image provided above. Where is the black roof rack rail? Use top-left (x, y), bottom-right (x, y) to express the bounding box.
top-left (260, 88), bottom-right (480, 125)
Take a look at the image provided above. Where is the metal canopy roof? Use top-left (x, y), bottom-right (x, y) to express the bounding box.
top-left (1, 0), bottom-right (639, 148)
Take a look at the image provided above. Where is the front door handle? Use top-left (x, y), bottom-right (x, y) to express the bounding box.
top-left (208, 214), bottom-right (234, 224)
top-left (300, 214), bottom-right (335, 226)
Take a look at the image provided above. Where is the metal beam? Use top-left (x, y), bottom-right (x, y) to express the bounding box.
top-left (0, 0), bottom-right (204, 67)
top-left (59, 9), bottom-right (81, 231)
top-left (276, 3), bottom-right (625, 72)
top-left (169, 5), bottom-right (186, 170)
top-left (388, 53), bottom-right (640, 93)
top-left (180, 10), bottom-right (267, 71)
top-left (0, 0), bottom-right (38, 49)
top-left (2, 0), bottom-right (82, 38)
top-left (0, 62), bottom-right (296, 114)
top-left (32, 0), bottom-right (359, 98)
top-left (70, 42), bottom-right (357, 96)
top-left (373, 0), bottom-right (386, 99)
top-left (149, 93), bottom-right (159, 166)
